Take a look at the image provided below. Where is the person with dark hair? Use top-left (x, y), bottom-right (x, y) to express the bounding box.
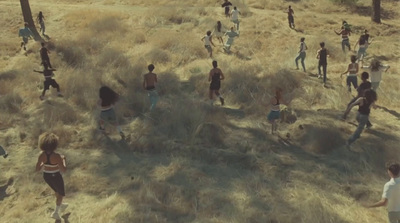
top-left (267, 88), bottom-right (284, 134)
top-left (221, 0), bottom-right (233, 18)
top-left (341, 55), bottom-right (359, 92)
top-left (213, 21), bottom-right (225, 44)
top-left (40, 42), bottom-right (52, 68)
top-left (201, 31), bottom-right (215, 57)
top-left (209, 60), bottom-right (225, 106)
top-left (363, 161), bottom-right (400, 223)
top-left (316, 42), bottom-right (329, 87)
top-left (354, 35), bottom-right (367, 63)
top-left (143, 64), bottom-right (158, 111)
top-left (35, 132), bottom-right (68, 220)
top-left (224, 26), bottom-right (239, 53)
top-left (33, 62), bottom-right (62, 100)
top-left (18, 22), bottom-right (33, 51)
top-left (343, 89), bottom-right (377, 145)
top-left (98, 86), bottom-right (125, 139)
top-left (230, 6), bottom-right (241, 31)
top-left (334, 26), bottom-right (351, 52)
top-left (362, 29), bottom-right (373, 57)
top-left (295, 37), bottom-right (307, 72)
top-left (362, 59), bottom-right (390, 91)
top-left (343, 72), bottom-right (371, 120)
top-left (287, 6), bottom-right (295, 29)
top-left (37, 11), bottom-right (45, 35)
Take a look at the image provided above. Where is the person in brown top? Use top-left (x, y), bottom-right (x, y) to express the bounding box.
top-left (143, 64), bottom-right (158, 111)
top-left (209, 60), bottom-right (225, 106)
top-left (334, 26), bottom-right (351, 52)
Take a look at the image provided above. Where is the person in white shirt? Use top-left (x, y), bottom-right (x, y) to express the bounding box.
top-left (362, 59), bottom-right (390, 91)
top-left (364, 161), bottom-right (400, 223)
top-left (223, 27), bottom-right (239, 53)
top-left (230, 6), bottom-right (241, 31)
top-left (201, 31), bottom-right (215, 57)
top-left (295, 37), bottom-right (307, 72)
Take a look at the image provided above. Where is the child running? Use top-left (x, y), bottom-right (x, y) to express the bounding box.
top-left (201, 31), bottom-right (215, 57)
top-left (33, 62), bottom-right (62, 100)
top-left (209, 60), bottom-right (225, 106)
top-left (230, 6), bottom-right (241, 31)
top-left (212, 21), bottom-right (225, 45)
top-left (341, 55), bottom-right (359, 92)
top-left (143, 64), bottom-right (159, 111)
top-left (40, 42), bottom-right (52, 68)
top-left (287, 6), bottom-right (295, 29)
top-left (35, 132), bottom-right (68, 220)
top-left (37, 11), bottom-right (45, 35)
top-left (316, 42), bottom-right (329, 87)
top-left (98, 86), bottom-right (125, 139)
top-left (334, 26), bottom-right (351, 53)
top-left (343, 89), bottom-right (377, 146)
top-left (18, 22), bottom-right (34, 51)
top-left (362, 59), bottom-right (390, 91)
top-left (295, 37), bottom-right (307, 72)
top-left (224, 27), bottom-right (239, 53)
top-left (267, 88), bottom-right (284, 135)
top-left (221, 0), bottom-right (233, 18)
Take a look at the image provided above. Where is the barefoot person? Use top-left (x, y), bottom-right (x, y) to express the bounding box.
top-left (341, 55), bottom-right (359, 92)
top-left (221, 0), bottom-right (233, 18)
top-left (287, 6), bottom-right (295, 29)
top-left (213, 21), bottom-right (225, 45)
top-left (143, 64), bottom-right (159, 111)
top-left (362, 59), bottom-right (390, 91)
top-left (37, 11), bottom-right (45, 35)
top-left (224, 27), bottom-right (239, 53)
top-left (343, 89), bottom-right (377, 145)
top-left (35, 132), bottom-right (68, 220)
top-left (209, 60), bottom-right (225, 106)
top-left (40, 42), bottom-right (52, 68)
top-left (363, 161), bottom-right (400, 223)
top-left (295, 37), bottom-right (307, 72)
top-left (267, 88), bottom-right (284, 134)
top-left (201, 31), bottom-right (215, 57)
top-left (316, 42), bottom-right (329, 87)
top-left (98, 86), bottom-right (125, 139)
top-left (230, 6), bottom-right (241, 31)
top-left (18, 22), bottom-right (34, 51)
top-left (334, 26), bottom-right (351, 53)
top-left (33, 62), bottom-right (62, 100)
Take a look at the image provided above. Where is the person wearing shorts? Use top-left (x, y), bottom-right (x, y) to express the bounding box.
top-left (35, 132), bottom-right (68, 220)
top-left (201, 31), bottom-right (215, 57)
top-left (341, 55), bottom-right (359, 92)
top-left (267, 88), bottom-right (284, 134)
top-left (209, 60), bottom-right (225, 106)
top-left (33, 61), bottom-right (62, 100)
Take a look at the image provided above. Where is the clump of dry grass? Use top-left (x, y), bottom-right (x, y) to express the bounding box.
top-left (145, 48), bottom-right (171, 64)
top-left (56, 41), bottom-right (87, 68)
top-left (0, 91), bottom-right (23, 113)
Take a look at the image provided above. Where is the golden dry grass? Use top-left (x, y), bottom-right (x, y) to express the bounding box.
top-left (1, 0), bottom-right (400, 222)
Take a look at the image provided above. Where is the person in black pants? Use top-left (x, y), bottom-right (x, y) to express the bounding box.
top-left (209, 60), bottom-right (225, 106)
top-left (316, 42), bottom-right (329, 87)
top-left (40, 42), bottom-right (52, 68)
top-left (221, 0), bottom-right (232, 18)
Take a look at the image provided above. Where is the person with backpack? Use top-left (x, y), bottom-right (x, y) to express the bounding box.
top-left (341, 55), bottom-right (359, 92)
top-left (335, 26), bottom-right (351, 53)
top-left (295, 37), bottom-right (307, 72)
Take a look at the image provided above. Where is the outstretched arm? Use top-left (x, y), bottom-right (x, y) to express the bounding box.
top-left (334, 30), bottom-right (341, 35)
top-left (344, 97), bottom-right (363, 118)
top-left (33, 70), bottom-right (43, 73)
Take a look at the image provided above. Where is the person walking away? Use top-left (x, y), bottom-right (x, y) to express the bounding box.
top-left (213, 21), bottom-right (225, 45)
top-left (230, 6), bottom-right (241, 31)
top-left (362, 29), bottom-right (373, 57)
top-left (40, 42), bottom-right (52, 68)
top-left (295, 37), bottom-right (307, 72)
top-left (363, 161), bottom-right (400, 223)
top-left (267, 88), bottom-right (284, 135)
top-left (224, 27), bottom-right (239, 53)
top-left (37, 11), bottom-right (45, 35)
top-left (19, 22), bottom-right (34, 51)
top-left (362, 59), bottom-right (390, 91)
top-left (35, 132), bottom-right (68, 220)
top-left (354, 35), bottom-right (367, 63)
top-left (341, 55), bottom-right (359, 92)
top-left (201, 31), bottom-right (215, 57)
top-left (316, 42), bottom-right (329, 87)
top-left (143, 64), bottom-right (159, 111)
top-left (343, 89), bottom-right (377, 145)
top-left (209, 60), bottom-right (225, 106)
top-left (98, 86), bottom-right (125, 139)
top-left (287, 6), bottom-right (295, 29)
top-left (334, 26), bottom-right (351, 53)
top-left (33, 62), bottom-right (62, 100)
top-left (221, 0), bottom-right (232, 18)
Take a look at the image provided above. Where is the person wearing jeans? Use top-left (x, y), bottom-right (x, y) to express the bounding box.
top-left (295, 37), bottom-right (307, 72)
top-left (341, 55), bottom-right (359, 92)
top-left (316, 42), bottom-right (329, 87)
top-left (143, 64), bottom-right (159, 111)
top-left (334, 27), bottom-right (351, 53)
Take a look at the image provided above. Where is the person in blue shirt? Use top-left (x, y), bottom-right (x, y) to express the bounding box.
top-left (18, 22), bottom-right (34, 51)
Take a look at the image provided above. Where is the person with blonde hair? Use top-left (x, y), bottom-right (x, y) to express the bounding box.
top-left (362, 59), bottom-right (390, 91)
top-left (267, 88), bottom-right (285, 134)
top-left (35, 132), bottom-right (68, 220)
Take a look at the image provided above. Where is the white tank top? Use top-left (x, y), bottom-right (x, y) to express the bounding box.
top-left (348, 63), bottom-right (357, 76)
top-left (204, 35), bottom-right (211, 46)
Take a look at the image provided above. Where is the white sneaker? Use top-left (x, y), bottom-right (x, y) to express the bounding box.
top-left (60, 203), bottom-right (69, 212)
top-left (50, 211), bottom-right (61, 220)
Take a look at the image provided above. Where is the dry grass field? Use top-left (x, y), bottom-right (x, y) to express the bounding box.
top-left (0, 0), bottom-right (400, 222)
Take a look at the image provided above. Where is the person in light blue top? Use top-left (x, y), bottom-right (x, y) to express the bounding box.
top-left (223, 27), bottom-right (239, 53)
top-left (19, 22), bottom-right (34, 51)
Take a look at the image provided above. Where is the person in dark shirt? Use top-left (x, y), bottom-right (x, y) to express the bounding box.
top-left (287, 6), bottom-right (295, 29)
top-left (316, 42), bottom-right (329, 87)
top-left (40, 42), bottom-right (52, 68)
top-left (33, 62), bottom-right (62, 100)
top-left (343, 72), bottom-right (371, 117)
top-left (221, 0), bottom-right (233, 18)
top-left (98, 86), bottom-right (125, 139)
top-left (37, 11), bottom-right (45, 35)
top-left (209, 60), bottom-right (225, 106)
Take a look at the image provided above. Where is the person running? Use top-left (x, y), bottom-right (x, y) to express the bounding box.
top-left (334, 26), bottom-right (351, 53)
top-left (362, 29), bottom-right (373, 57)
top-left (267, 88), bottom-right (284, 135)
top-left (201, 31), bottom-right (215, 57)
top-left (98, 86), bottom-right (125, 139)
top-left (230, 6), bottom-right (241, 31)
top-left (18, 22), bottom-right (34, 51)
top-left (287, 6), bottom-right (295, 29)
top-left (295, 37), bottom-right (307, 72)
top-left (40, 42), bottom-right (52, 68)
top-left (316, 42), bottom-right (329, 87)
top-left (343, 89), bottom-right (377, 146)
top-left (341, 55), bottom-right (359, 92)
top-left (143, 64), bottom-right (159, 111)
top-left (33, 62), bottom-right (62, 100)
top-left (362, 59), bottom-right (390, 91)
top-left (35, 132), bottom-right (68, 220)
top-left (363, 161), bottom-right (400, 223)
top-left (224, 27), bottom-right (239, 53)
top-left (209, 60), bottom-right (225, 106)
top-left (221, 0), bottom-right (233, 18)
top-left (212, 21), bottom-right (225, 45)
top-left (37, 11), bottom-right (45, 35)
top-left (343, 72), bottom-right (371, 119)
top-left (354, 35), bottom-right (367, 63)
